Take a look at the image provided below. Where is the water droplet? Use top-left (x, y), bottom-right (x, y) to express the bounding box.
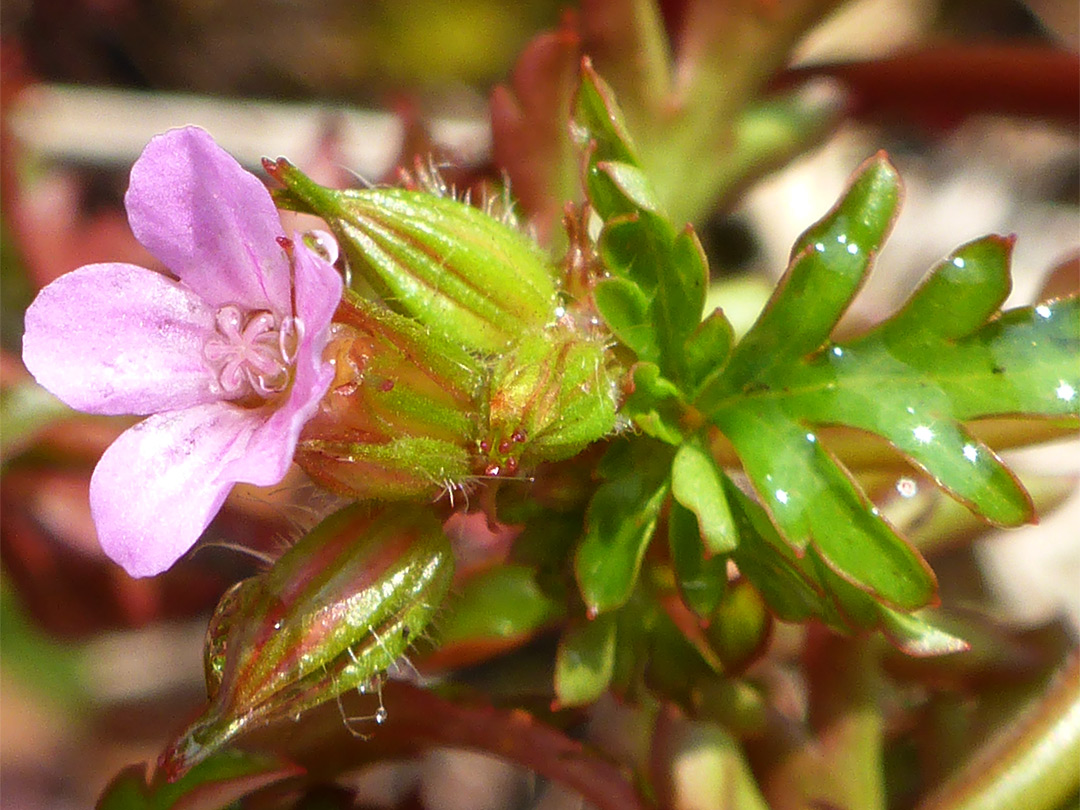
top-left (374, 707), bottom-right (388, 725)
top-left (896, 478), bottom-right (918, 498)
top-left (913, 425), bottom-right (934, 444)
top-left (952, 256), bottom-right (965, 269)
top-left (806, 432), bottom-right (816, 443)
top-left (1035, 304), bottom-right (1052, 319)
top-left (870, 506), bottom-right (880, 516)
top-left (554, 305), bottom-right (567, 318)
top-left (905, 406), bottom-right (915, 414)
top-left (1056, 381), bottom-right (1076, 402)
top-left (814, 242), bottom-right (825, 253)
top-left (962, 444), bottom-right (978, 463)
top-left (832, 346), bottom-right (844, 358)
top-left (846, 243), bottom-right (859, 255)
top-left (775, 489), bottom-right (789, 505)
top-left (837, 234), bottom-right (847, 244)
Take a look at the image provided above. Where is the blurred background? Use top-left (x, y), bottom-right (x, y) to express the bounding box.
top-left (1, 1), bottom-right (1077, 808)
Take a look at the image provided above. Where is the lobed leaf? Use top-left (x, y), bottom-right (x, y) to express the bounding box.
top-left (575, 66), bottom-right (714, 391)
top-left (692, 154), bottom-right (1079, 615)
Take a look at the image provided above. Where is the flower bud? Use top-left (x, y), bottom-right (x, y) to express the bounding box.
top-left (480, 329), bottom-right (619, 476)
top-left (159, 504), bottom-right (454, 781)
top-left (295, 292), bottom-right (483, 501)
top-left (266, 158), bottom-right (560, 354)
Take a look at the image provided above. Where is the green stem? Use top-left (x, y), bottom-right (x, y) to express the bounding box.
top-left (916, 652), bottom-right (1080, 810)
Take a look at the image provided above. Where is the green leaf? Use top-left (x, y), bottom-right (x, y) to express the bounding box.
top-left (596, 161), bottom-right (662, 215)
top-left (572, 61), bottom-right (641, 221)
top-left (687, 155), bottom-right (1079, 613)
top-left (593, 277), bottom-right (660, 364)
top-left (555, 612), bottom-right (618, 707)
top-left (597, 210), bottom-right (707, 388)
top-left (716, 403), bottom-right (936, 609)
top-left (723, 477), bottom-right (838, 626)
top-left (700, 153), bottom-right (902, 394)
top-left (575, 440), bottom-right (673, 615)
top-left (703, 579), bottom-right (772, 673)
top-left (877, 608), bottom-right (971, 657)
top-left (622, 363), bottom-right (686, 445)
top-left (96, 750), bottom-right (299, 810)
top-left (574, 66), bottom-right (709, 390)
top-left (684, 308), bottom-right (736, 395)
top-left (439, 565), bottom-right (565, 647)
top-left (671, 436), bottom-right (737, 554)
top-left (668, 501), bottom-right (728, 618)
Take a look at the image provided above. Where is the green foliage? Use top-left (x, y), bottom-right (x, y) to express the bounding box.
top-left (439, 565), bottom-right (565, 647)
top-left (568, 64), bottom-right (1079, 647)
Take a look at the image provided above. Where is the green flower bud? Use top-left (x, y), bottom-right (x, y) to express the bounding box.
top-left (266, 158), bottom-right (560, 354)
top-left (159, 504), bottom-right (454, 781)
top-left (480, 328), bottom-right (620, 476)
top-left (296, 292), bottom-right (483, 501)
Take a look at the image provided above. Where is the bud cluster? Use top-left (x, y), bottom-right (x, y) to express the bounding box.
top-left (268, 159), bottom-right (621, 501)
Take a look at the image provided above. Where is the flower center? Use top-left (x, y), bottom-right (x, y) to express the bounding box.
top-left (204, 305), bottom-right (302, 400)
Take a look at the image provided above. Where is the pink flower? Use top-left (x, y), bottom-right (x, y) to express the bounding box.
top-left (21, 127), bottom-right (343, 577)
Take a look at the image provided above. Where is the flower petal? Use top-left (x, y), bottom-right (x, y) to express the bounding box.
top-left (22, 263), bottom-right (221, 415)
top-left (125, 126), bottom-right (291, 312)
top-left (225, 240), bottom-right (343, 485)
top-left (90, 403), bottom-right (262, 577)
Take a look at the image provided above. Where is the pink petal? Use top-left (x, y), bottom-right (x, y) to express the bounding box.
top-left (125, 126), bottom-right (291, 312)
top-left (225, 239), bottom-right (343, 485)
top-left (22, 263), bottom-right (221, 415)
top-left (90, 403), bottom-right (262, 577)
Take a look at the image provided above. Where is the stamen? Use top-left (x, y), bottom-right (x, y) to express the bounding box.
top-left (204, 305), bottom-right (301, 401)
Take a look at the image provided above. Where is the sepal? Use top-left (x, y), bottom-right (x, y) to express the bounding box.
top-left (267, 158), bottom-right (560, 353)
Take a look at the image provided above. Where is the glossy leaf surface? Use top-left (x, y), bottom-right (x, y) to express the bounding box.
top-left (694, 155), bottom-right (1079, 611)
